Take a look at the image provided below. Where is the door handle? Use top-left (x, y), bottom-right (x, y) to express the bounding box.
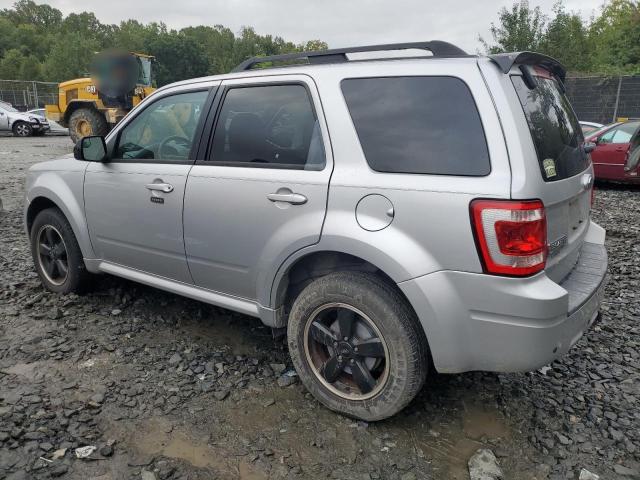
top-left (145, 182), bottom-right (174, 193)
top-left (267, 192), bottom-right (307, 205)
top-left (615, 146), bottom-right (626, 152)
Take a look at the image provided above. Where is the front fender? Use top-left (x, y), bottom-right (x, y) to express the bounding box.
top-left (26, 169), bottom-right (96, 262)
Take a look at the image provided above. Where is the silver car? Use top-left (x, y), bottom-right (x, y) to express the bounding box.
top-left (24, 42), bottom-right (607, 421)
top-left (0, 101), bottom-right (49, 136)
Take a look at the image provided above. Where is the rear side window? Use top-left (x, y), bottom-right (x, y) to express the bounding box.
top-left (512, 73), bottom-right (588, 181)
top-left (209, 84), bottom-right (325, 170)
top-left (341, 76), bottom-right (490, 176)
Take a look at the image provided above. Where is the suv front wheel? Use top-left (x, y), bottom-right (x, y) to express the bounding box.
top-left (288, 271), bottom-right (428, 421)
top-left (30, 208), bottom-right (91, 294)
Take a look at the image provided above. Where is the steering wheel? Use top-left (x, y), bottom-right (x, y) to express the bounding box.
top-left (159, 135), bottom-right (191, 158)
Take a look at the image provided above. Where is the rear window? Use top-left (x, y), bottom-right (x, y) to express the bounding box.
top-left (512, 73), bottom-right (589, 182)
top-left (341, 76), bottom-right (490, 176)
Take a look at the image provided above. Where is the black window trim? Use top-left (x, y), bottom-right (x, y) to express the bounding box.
top-left (196, 80), bottom-right (328, 171)
top-left (340, 75), bottom-right (492, 177)
top-left (106, 86), bottom-right (216, 165)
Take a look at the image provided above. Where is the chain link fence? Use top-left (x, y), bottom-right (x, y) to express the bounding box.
top-left (565, 75), bottom-right (640, 125)
top-left (0, 80), bottom-right (58, 111)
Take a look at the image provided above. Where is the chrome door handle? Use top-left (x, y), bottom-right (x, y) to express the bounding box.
top-left (267, 192), bottom-right (307, 205)
top-left (145, 183), bottom-right (174, 193)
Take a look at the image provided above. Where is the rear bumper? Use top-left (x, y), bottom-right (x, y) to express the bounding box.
top-left (399, 220), bottom-right (607, 373)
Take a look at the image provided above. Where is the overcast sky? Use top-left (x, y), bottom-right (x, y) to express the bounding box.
top-left (1, 0), bottom-right (605, 53)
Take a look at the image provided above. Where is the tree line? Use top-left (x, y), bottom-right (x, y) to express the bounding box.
top-left (481, 0), bottom-right (639, 75)
top-left (0, 0), bottom-right (327, 85)
top-left (0, 0), bottom-right (637, 85)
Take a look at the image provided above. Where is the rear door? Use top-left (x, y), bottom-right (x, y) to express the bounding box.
top-left (183, 74), bottom-right (331, 301)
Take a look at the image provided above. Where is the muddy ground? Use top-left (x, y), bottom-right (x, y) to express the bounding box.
top-left (0, 135), bottom-right (639, 480)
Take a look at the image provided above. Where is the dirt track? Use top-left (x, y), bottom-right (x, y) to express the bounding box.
top-left (1, 135), bottom-right (639, 480)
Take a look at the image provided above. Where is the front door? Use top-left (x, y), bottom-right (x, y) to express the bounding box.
top-left (84, 88), bottom-right (211, 283)
top-left (592, 122), bottom-right (639, 180)
top-left (183, 76), bottom-right (331, 301)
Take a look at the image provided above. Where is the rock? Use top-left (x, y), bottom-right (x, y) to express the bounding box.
top-left (168, 353), bottom-right (182, 365)
top-left (141, 470), bottom-right (157, 480)
top-left (111, 309), bottom-right (122, 316)
top-left (214, 389), bottom-right (229, 401)
top-left (128, 454), bottom-right (154, 467)
top-left (99, 444), bottom-right (113, 457)
top-left (277, 373), bottom-right (298, 387)
top-left (613, 465), bottom-right (640, 477)
top-left (579, 469), bottom-right (600, 480)
top-left (50, 464), bottom-right (69, 477)
top-left (270, 363), bottom-right (287, 375)
top-left (468, 449), bottom-right (504, 480)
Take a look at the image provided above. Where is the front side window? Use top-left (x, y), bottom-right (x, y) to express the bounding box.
top-left (599, 122), bottom-right (640, 144)
top-left (115, 90), bottom-right (208, 161)
top-left (209, 84), bottom-right (325, 170)
top-left (341, 76), bottom-right (490, 176)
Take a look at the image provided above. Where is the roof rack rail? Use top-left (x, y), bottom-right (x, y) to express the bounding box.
top-left (232, 40), bottom-right (468, 72)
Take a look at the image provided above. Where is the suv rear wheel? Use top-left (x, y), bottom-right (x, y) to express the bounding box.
top-left (288, 271), bottom-right (428, 421)
top-left (30, 208), bottom-right (91, 294)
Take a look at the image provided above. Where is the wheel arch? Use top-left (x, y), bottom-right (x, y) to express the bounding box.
top-left (26, 181), bottom-right (96, 264)
top-left (268, 247), bottom-right (425, 330)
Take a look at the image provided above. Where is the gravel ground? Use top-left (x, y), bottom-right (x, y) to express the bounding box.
top-left (0, 136), bottom-right (639, 480)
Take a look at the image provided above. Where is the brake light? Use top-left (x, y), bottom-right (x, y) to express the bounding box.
top-left (470, 199), bottom-right (547, 276)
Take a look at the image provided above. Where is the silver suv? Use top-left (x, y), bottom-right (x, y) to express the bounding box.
top-left (24, 42), bottom-right (607, 421)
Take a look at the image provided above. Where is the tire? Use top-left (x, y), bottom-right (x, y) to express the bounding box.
top-left (12, 121), bottom-right (32, 137)
top-left (30, 208), bottom-right (92, 294)
top-left (287, 271), bottom-right (429, 421)
top-left (68, 108), bottom-right (108, 144)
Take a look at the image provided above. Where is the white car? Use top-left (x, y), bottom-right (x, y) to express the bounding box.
top-left (26, 108), bottom-right (68, 135)
top-left (579, 121), bottom-right (604, 135)
top-left (0, 101), bottom-right (49, 136)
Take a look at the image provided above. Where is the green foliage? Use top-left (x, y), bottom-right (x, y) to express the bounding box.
top-left (480, 0), bottom-right (546, 53)
top-left (0, 1), bottom-right (327, 83)
top-left (482, 0), bottom-right (640, 74)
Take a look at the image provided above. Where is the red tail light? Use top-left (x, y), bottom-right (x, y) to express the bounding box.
top-left (470, 199), bottom-right (547, 276)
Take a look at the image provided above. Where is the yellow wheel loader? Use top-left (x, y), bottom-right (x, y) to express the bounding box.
top-left (45, 52), bottom-right (156, 143)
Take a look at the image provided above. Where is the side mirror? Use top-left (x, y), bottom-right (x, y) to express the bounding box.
top-left (74, 136), bottom-right (107, 162)
top-left (583, 141), bottom-right (596, 154)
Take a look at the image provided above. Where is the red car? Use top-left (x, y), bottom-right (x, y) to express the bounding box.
top-left (586, 120), bottom-right (640, 182)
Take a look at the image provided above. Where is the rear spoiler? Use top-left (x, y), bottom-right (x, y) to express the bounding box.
top-left (488, 52), bottom-right (566, 82)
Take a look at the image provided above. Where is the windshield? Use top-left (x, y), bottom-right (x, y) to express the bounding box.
top-left (137, 57), bottom-right (152, 87)
top-left (1, 103), bottom-right (18, 113)
top-left (512, 72), bottom-right (589, 182)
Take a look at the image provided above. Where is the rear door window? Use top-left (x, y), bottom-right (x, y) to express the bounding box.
top-left (341, 76), bottom-right (490, 176)
top-left (208, 84), bottom-right (325, 170)
top-left (512, 72), bottom-right (588, 181)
